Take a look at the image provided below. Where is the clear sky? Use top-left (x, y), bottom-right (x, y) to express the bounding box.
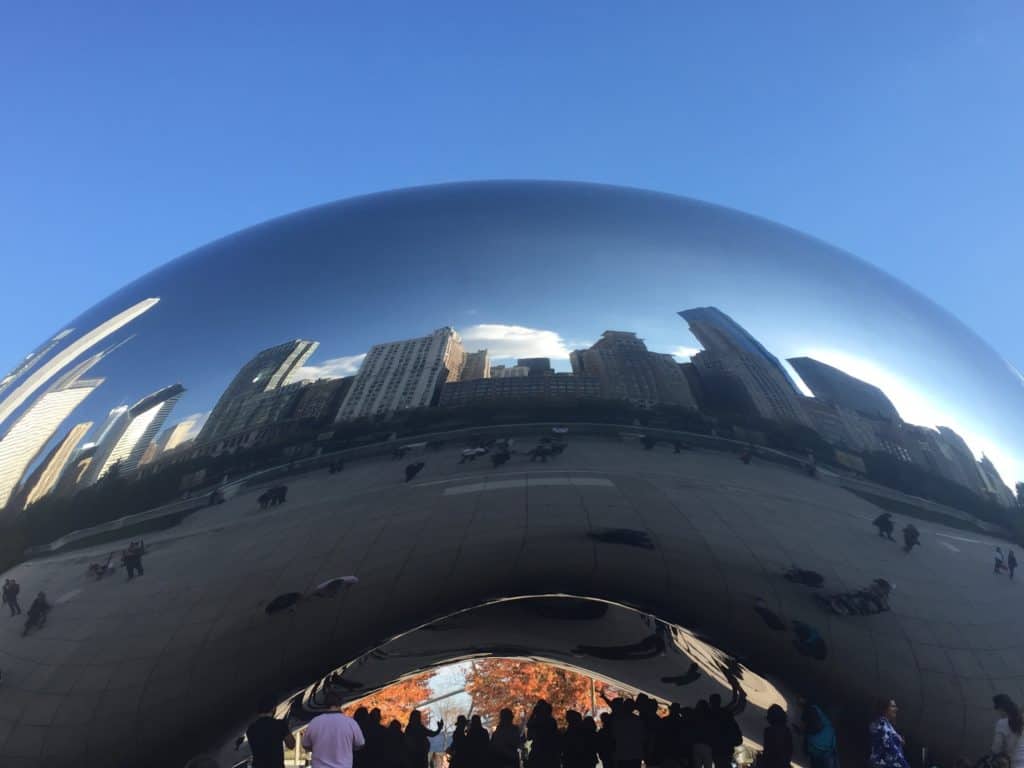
top-left (1, 2), bottom-right (1022, 381)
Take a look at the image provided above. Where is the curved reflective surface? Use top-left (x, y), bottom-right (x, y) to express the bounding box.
top-left (0, 180), bottom-right (1021, 767)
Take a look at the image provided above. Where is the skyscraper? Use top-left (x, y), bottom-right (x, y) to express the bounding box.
top-left (21, 421), bottom-right (93, 510)
top-left (90, 384), bottom-right (185, 479)
top-left (787, 357), bottom-right (900, 421)
top-left (199, 340), bottom-right (318, 442)
top-left (936, 427), bottom-right (988, 495)
top-left (490, 364), bottom-right (530, 378)
top-left (461, 350), bottom-right (490, 381)
top-left (0, 297), bottom-right (158, 429)
top-left (336, 327), bottom-right (465, 421)
top-left (0, 328), bottom-right (73, 398)
top-left (978, 455), bottom-right (1016, 508)
top-left (0, 354), bottom-right (105, 509)
top-left (680, 307), bottom-right (811, 426)
top-left (517, 358), bottom-right (554, 377)
top-left (570, 331), bottom-right (696, 408)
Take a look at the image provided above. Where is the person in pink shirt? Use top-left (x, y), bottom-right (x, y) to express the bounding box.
top-left (301, 691), bottom-right (365, 768)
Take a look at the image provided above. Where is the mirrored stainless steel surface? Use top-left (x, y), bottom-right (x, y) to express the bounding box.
top-left (0, 181), bottom-right (1021, 767)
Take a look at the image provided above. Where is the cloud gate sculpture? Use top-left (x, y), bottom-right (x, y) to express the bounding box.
top-left (0, 180), bottom-right (1022, 768)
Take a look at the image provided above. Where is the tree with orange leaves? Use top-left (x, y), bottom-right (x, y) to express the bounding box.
top-left (345, 672), bottom-right (434, 724)
top-left (465, 658), bottom-right (618, 724)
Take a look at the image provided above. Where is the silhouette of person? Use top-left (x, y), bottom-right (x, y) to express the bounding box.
top-left (611, 698), bottom-right (646, 768)
top-left (491, 708), bottom-right (522, 768)
top-left (562, 710), bottom-right (592, 768)
top-left (362, 708), bottom-right (386, 768)
top-left (708, 694), bottom-right (741, 768)
top-left (526, 700), bottom-right (560, 768)
top-left (761, 705), bottom-right (792, 768)
top-left (692, 700), bottom-right (714, 768)
top-left (404, 710), bottom-right (443, 768)
top-left (464, 715), bottom-right (490, 768)
top-left (381, 720), bottom-right (406, 768)
top-left (1010, 551), bottom-right (1019, 580)
top-left (242, 695), bottom-right (295, 768)
top-left (449, 715), bottom-right (468, 768)
top-left (595, 712), bottom-right (615, 768)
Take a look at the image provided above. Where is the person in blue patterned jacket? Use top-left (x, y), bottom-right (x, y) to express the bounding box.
top-left (870, 699), bottom-right (911, 768)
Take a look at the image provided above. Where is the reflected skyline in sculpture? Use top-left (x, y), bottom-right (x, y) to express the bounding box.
top-left (0, 181), bottom-right (1022, 767)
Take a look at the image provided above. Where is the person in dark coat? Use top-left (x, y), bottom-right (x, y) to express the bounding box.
top-left (404, 710), bottom-right (443, 768)
top-left (761, 704), bottom-right (793, 768)
top-left (464, 715), bottom-right (491, 768)
top-left (491, 708), bottom-right (522, 768)
top-left (526, 700), bottom-right (560, 768)
top-left (708, 694), bottom-right (741, 768)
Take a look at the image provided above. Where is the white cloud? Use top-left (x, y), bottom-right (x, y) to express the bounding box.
top-left (460, 324), bottom-right (580, 360)
top-left (294, 353), bottom-right (366, 382)
top-left (671, 346), bottom-right (701, 362)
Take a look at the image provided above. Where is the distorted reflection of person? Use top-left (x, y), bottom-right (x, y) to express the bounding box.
top-left (122, 539), bottom-right (145, 580)
top-left (2, 578), bottom-right (22, 616)
top-left (740, 445), bottom-right (754, 465)
top-left (22, 591), bottom-right (51, 636)
top-left (869, 699), bottom-right (910, 768)
top-left (873, 513), bottom-right (896, 541)
top-left (1009, 551), bottom-right (1019, 580)
top-left (901, 524), bottom-right (920, 554)
top-left (995, 547), bottom-right (1007, 575)
top-left (818, 578), bottom-right (892, 616)
top-left (404, 462), bottom-right (425, 482)
top-left (991, 694), bottom-right (1024, 768)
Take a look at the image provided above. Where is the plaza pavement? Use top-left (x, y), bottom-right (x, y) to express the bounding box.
top-left (0, 436), bottom-right (1015, 766)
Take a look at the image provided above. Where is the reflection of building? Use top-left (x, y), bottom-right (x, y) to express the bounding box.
top-left (151, 418), bottom-right (200, 459)
top-left (0, 329), bottom-right (73, 397)
top-left (337, 328), bottom-right (465, 421)
top-left (461, 350), bottom-right (490, 381)
top-left (199, 340), bottom-right (318, 443)
top-left (570, 331), bottom-right (696, 408)
top-left (92, 384), bottom-right (185, 480)
top-left (491, 364), bottom-right (530, 378)
top-left (0, 354), bottom-right (105, 509)
top-left (440, 373), bottom-right (600, 407)
top-left (0, 297), bottom-right (158, 429)
top-left (936, 427), bottom-right (988, 495)
top-left (20, 421), bottom-right (93, 510)
top-left (292, 377), bottom-right (355, 423)
top-left (680, 307), bottom-right (811, 426)
top-left (787, 357), bottom-right (900, 421)
top-left (72, 407), bottom-right (129, 486)
top-left (978, 455), bottom-right (1016, 508)
top-left (517, 358), bottom-right (554, 377)
top-left (799, 397), bottom-right (882, 453)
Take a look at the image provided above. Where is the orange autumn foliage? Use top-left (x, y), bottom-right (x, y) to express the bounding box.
top-left (465, 658), bottom-right (618, 723)
top-left (345, 672), bottom-right (434, 724)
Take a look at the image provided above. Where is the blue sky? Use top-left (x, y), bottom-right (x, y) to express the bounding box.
top-left (1, 1), bottom-right (1022, 379)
